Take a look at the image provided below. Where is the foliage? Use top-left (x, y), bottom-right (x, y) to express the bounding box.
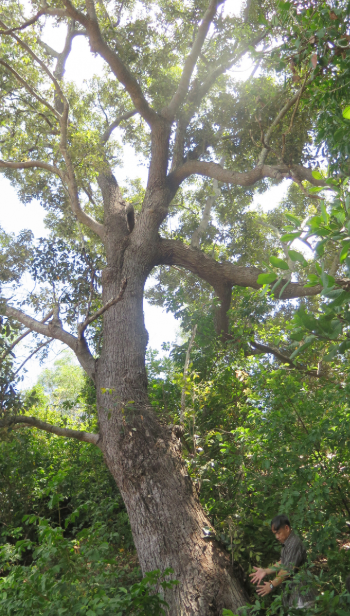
top-left (0, 377), bottom-right (175, 615)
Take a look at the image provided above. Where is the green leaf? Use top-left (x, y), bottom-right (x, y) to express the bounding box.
top-left (279, 278), bottom-right (292, 297)
top-left (270, 256), bottom-right (289, 270)
top-left (321, 272), bottom-right (335, 289)
top-left (338, 340), bottom-right (350, 353)
top-left (315, 240), bottom-right (327, 256)
top-left (323, 345), bottom-right (339, 362)
top-left (312, 170), bottom-right (323, 180)
top-left (280, 231), bottom-right (301, 242)
top-left (271, 276), bottom-right (284, 293)
top-left (285, 213), bottom-right (301, 226)
top-left (257, 273), bottom-right (278, 285)
top-left (322, 288), bottom-right (343, 299)
top-left (309, 186), bottom-right (323, 194)
top-left (340, 241), bottom-right (350, 263)
top-left (290, 338), bottom-right (315, 360)
top-left (288, 250), bottom-right (307, 266)
top-left (342, 106), bottom-right (350, 119)
top-left (320, 201), bottom-right (329, 224)
top-left (328, 290), bottom-right (350, 308)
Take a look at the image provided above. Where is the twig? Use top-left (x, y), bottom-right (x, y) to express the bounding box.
top-left (0, 310), bottom-right (53, 363)
top-left (180, 324), bottom-right (197, 424)
top-left (78, 279), bottom-right (127, 339)
top-left (13, 338), bottom-right (53, 377)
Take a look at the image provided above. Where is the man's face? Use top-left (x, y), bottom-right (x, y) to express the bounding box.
top-left (271, 524), bottom-right (291, 543)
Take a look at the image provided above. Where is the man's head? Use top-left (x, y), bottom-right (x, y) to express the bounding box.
top-left (271, 514), bottom-right (292, 543)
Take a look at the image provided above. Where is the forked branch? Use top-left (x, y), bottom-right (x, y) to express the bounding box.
top-left (57, 0), bottom-right (157, 126)
top-left (157, 238), bottom-right (322, 300)
top-left (0, 415), bottom-right (100, 446)
top-left (5, 304), bottom-right (96, 380)
top-left (168, 160), bottom-right (326, 190)
top-left (163, 0), bottom-right (225, 120)
top-left (101, 109), bottom-right (138, 143)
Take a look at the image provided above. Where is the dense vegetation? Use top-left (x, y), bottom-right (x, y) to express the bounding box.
top-left (1, 334), bottom-right (350, 614)
top-left (2, 0), bottom-right (350, 613)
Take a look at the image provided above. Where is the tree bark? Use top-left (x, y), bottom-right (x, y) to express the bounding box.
top-left (95, 249), bottom-right (248, 615)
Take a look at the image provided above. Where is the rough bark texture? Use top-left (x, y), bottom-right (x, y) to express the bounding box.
top-left (95, 246), bottom-right (249, 615)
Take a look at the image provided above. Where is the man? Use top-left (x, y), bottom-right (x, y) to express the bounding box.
top-left (249, 514), bottom-right (315, 611)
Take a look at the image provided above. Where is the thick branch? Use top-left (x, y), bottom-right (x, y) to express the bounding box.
top-left (157, 238), bottom-right (322, 300)
top-left (170, 32), bottom-right (268, 171)
top-left (5, 305), bottom-right (96, 381)
top-left (0, 159), bottom-right (61, 175)
top-left (78, 278), bottom-right (127, 339)
top-left (163, 0), bottom-right (225, 120)
top-left (0, 8), bottom-right (46, 34)
top-left (101, 109), bottom-right (137, 143)
top-left (59, 0), bottom-right (157, 126)
top-left (0, 415), bottom-right (100, 446)
top-left (168, 160), bottom-right (326, 191)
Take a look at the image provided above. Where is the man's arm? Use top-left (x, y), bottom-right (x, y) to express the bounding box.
top-left (249, 562), bottom-right (282, 585)
top-left (256, 567), bottom-right (289, 597)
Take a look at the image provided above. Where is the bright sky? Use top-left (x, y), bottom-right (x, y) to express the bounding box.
top-left (1, 0), bottom-right (289, 387)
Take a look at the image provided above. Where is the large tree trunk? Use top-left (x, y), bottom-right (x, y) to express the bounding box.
top-left (95, 250), bottom-right (249, 615)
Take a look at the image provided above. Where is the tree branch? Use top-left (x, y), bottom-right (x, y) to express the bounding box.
top-left (249, 340), bottom-right (318, 377)
top-left (0, 310), bottom-right (53, 363)
top-left (0, 7), bottom-right (46, 34)
top-left (0, 159), bottom-right (61, 175)
top-left (157, 238), bottom-right (322, 300)
top-left (0, 18), bottom-right (68, 112)
top-left (78, 278), bottom-right (127, 339)
top-left (0, 59), bottom-right (59, 119)
top-left (5, 305), bottom-right (96, 381)
top-left (170, 32), bottom-right (268, 171)
top-left (101, 109), bottom-right (138, 143)
top-left (13, 338), bottom-right (53, 377)
top-left (0, 415), bottom-right (100, 446)
top-left (180, 324), bottom-right (197, 424)
top-left (168, 160), bottom-right (326, 191)
top-left (58, 0), bottom-right (158, 126)
top-left (191, 157), bottom-right (224, 249)
top-left (163, 0), bottom-right (225, 120)
top-left (0, 19), bottom-right (105, 240)
top-left (257, 80), bottom-right (312, 166)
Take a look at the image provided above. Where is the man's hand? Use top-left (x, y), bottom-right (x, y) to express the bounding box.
top-left (256, 581), bottom-right (273, 597)
top-left (249, 567), bottom-right (267, 585)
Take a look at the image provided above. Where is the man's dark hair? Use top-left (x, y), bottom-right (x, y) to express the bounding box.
top-left (271, 514), bottom-right (291, 531)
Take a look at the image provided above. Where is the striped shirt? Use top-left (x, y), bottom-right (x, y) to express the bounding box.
top-left (280, 531), bottom-right (315, 608)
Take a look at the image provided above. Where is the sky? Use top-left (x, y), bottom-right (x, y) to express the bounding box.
top-left (0, 0), bottom-right (290, 387)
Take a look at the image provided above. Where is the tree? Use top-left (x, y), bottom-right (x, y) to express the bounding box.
top-left (0, 1), bottom-right (344, 613)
